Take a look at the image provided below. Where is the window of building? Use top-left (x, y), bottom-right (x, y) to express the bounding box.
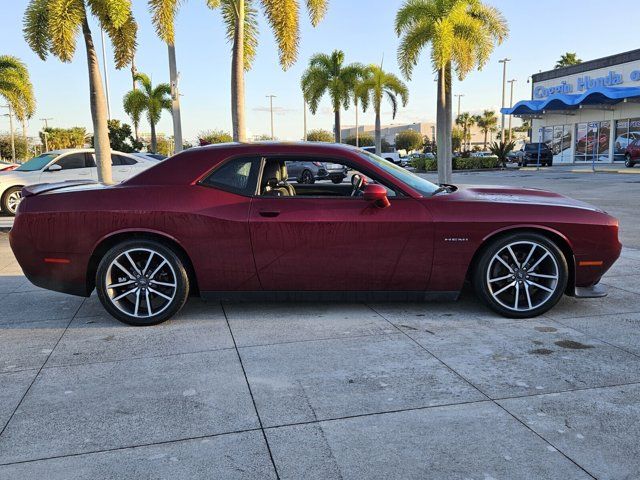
top-left (614, 118), bottom-right (640, 162)
top-left (574, 121), bottom-right (610, 162)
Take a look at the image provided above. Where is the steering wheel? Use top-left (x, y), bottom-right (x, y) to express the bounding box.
top-left (351, 174), bottom-right (366, 197)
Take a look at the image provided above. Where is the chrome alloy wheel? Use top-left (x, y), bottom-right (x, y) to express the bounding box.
top-left (486, 241), bottom-right (559, 313)
top-left (105, 248), bottom-right (177, 319)
top-left (7, 190), bottom-right (22, 214)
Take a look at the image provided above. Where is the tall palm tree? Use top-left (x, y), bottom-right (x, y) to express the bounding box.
top-left (475, 109), bottom-right (497, 149)
top-left (0, 56), bottom-right (36, 161)
top-left (302, 50), bottom-right (364, 143)
top-left (150, 0), bottom-right (328, 143)
top-left (351, 74), bottom-right (371, 148)
top-left (24, 0), bottom-right (137, 184)
top-left (396, 0), bottom-right (508, 184)
top-left (455, 112), bottom-right (474, 151)
top-left (555, 52), bottom-right (581, 69)
top-left (124, 73), bottom-right (171, 153)
top-left (359, 64), bottom-right (408, 155)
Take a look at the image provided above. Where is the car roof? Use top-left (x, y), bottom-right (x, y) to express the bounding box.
top-left (45, 148), bottom-right (137, 156)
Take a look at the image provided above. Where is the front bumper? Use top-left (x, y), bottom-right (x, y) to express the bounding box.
top-left (574, 283), bottom-right (607, 298)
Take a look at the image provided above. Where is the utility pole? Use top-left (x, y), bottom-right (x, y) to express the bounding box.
top-left (266, 95), bottom-right (276, 140)
top-left (2, 105), bottom-right (15, 162)
top-left (303, 97), bottom-right (307, 141)
top-left (100, 29), bottom-right (111, 120)
top-left (40, 118), bottom-right (53, 151)
top-left (507, 79), bottom-right (517, 142)
top-left (499, 58), bottom-right (510, 142)
top-left (454, 94), bottom-right (464, 119)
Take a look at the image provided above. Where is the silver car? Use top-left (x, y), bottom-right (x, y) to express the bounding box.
top-left (285, 160), bottom-right (348, 184)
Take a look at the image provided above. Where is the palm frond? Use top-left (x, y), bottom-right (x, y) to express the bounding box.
top-left (261, 0), bottom-right (299, 69)
top-left (395, 0), bottom-right (436, 35)
top-left (305, 0), bottom-right (328, 26)
top-left (23, 0), bottom-right (51, 61)
top-left (396, 20), bottom-right (433, 79)
top-left (47, 0), bottom-right (85, 62)
top-left (148, 0), bottom-right (182, 45)
top-left (88, 0), bottom-right (132, 29)
top-left (105, 14), bottom-right (138, 69)
top-left (133, 72), bottom-right (153, 93)
top-left (219, 0), bottom-right (259, 71)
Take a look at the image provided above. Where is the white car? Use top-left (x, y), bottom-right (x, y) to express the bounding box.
top-left (0, 149), bottom-right (156, 215)
top-left (614, 132), bottom-right (640, 152)
top-left (361, 146), bottom-right (409, 166)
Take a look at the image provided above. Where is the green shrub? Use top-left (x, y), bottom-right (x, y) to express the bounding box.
top-left (411, 155), bottom-right (500, 171)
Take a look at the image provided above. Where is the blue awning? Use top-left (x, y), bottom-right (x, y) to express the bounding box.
top-left (501, 86), bottom-right (640, 115)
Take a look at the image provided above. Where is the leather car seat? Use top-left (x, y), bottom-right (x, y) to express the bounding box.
top-left (261, 162), bottom-right (295, 196)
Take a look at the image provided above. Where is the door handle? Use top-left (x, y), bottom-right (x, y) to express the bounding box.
top-left (259, 211), bottom-right (280, 218)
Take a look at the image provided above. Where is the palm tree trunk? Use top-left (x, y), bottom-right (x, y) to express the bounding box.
top-left (231, 1), bottom-right (246, 142)
top-left (131, 59), bottom-right (139, 141)
top-left (334, 109), bottom-right (341, 143)
top-left (81, 13), bottom-right (112, 184)
top-left (483, 129), bottom-right (488, 150)
top-left (168, 43), bottom-right (183, 153)
top-left (375, 109), bottom-right (382, 155)
top-left (436, 64), bottom-right (453, 184)
top-left (21, 120), bottom-right (27, 162)
top-left (355, 98), bottom-right (359, 148)
top-left (150, 121), bottom-right (157, 153)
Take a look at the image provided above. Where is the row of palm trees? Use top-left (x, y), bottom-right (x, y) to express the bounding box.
top-left (21, 0), bottom-right (508, 185)
top-left (456, 110), bottom-right (499, 151)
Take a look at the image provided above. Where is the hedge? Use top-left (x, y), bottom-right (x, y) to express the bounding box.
top-left (410, 155), bottom-right (501, 171)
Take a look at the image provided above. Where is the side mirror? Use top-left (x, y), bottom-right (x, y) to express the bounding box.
top-left (47, 164), bottom-right (62, 172)
top-left (363, 184), bottom-right (390, 208)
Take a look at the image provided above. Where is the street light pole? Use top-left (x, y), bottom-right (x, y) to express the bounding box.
top-left (507, 79), bottom-right (517, 142)
top-left (454, 94), bottom-right (464, 119)
top-left (100, 29), bottom-right (112, 120)
top-left (498, 58), bottom-right (510, 142)
top-left (40, 118), bottom-right (53, 151)
top-left (266, 95), bottom-right (276, 140)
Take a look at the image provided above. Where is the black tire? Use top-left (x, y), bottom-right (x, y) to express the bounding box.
top-left (299, 169), bottom-right (315, 184)
top-left (331, 177), bottom-right (343, 184)
top-left (473, 232), bottom-right (568, 318)
top-left (625, 154), bottom-right (635, 168)
top-left (2, 186), bottom-right (23, 216)
top-left (96, 239), bottom-right (190, 326)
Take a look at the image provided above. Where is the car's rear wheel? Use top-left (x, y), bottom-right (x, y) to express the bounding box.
top-left (625, 154), bottom-right (635, 168)
top-left (2, 186), bottom-right (22, 216)
top-left (331, 177), bottom-right (343, 184)
top-left (473, 233), bottom-right (568, 318)
top-left (96, 240), bottom-right (189, 326)
top-left (299, 169), bottom-right (314, 184)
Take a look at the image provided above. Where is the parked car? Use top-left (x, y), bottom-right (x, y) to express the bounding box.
top-left (0, 161), bottom-right (18, 172)
top-left (614, 131), bottom-right (640, 153)
top-left (285, 160), bottom-right (347, 184)
top-left (10, 142), bottom-right (620, 326)
top-left (623, 139), bottom-right (640, 167)
top-left (513, 143), bottom-right (553, 167)
top-left (361, 146), bottom-right (408, 166)
top-left (470, 151), bottom-right (493, 158)
top-left (133, 152), bottom-right (167, 161)
top-left (0, 149), bottom-right (156, 215)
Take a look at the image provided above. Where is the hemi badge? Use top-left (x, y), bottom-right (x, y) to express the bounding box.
top-left (44, 258), bottom-right (71, 264)
top-left (578, 261), bottom-right (603, 267)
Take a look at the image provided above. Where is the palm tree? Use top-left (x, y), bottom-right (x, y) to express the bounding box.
top-left (24, 0), bottom-right (137, 184)
top-left (150, 0), bottom-right (328, 143)
top-left (359, 65), bottom-right (408, 155)
top-left (396, 0), bottom-right (508, 184)
top-left (455, 112), bottom-right (475, 151)
top-left (302, 50), bottom-right (364, 143)
top-left (555, 52), bottom-right (581, 69)
top-left (476, 109), bottom-right (497, 149)
top-left (0, 56), bottom-right (36, 162)
top-left (123, 73), bottom-right (171, 153)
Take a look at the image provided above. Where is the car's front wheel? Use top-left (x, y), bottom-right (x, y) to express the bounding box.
top-left (473, 233), bottom-right (568, 318)
top-left (625, 154), bottom-right (635, 168)
top-left (2, 186), bottom-right (23, 216)
top-left (299, 170), bottom-right (315, 184)
top-left (96, 240), bottom-right (190, 326)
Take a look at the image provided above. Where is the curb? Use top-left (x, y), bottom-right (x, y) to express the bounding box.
top-left (569, 169), bottom-right (640, 174)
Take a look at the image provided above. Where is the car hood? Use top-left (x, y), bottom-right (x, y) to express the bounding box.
top-left (451, 184), bottom-right (605, 213)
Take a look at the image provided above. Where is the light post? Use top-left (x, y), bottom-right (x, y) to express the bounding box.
top-left (454, 94), bottom-right (464, 119)
top-left (40, 118), bottom-right (53, 152)
top-left (507, 79), bottom-right (517, 142)
top-left (266, 95), bottom-right (276, 140)
top-left (1, 105), bottom-right (15, 162)
top-left (499, 58), bottom-right (511, 142)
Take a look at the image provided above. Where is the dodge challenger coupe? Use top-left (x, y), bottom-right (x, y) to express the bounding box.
top-left (9, 143), bottom-right (621, 326)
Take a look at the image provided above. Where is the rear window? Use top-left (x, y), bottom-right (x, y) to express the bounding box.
top-left (200, 157), bottom-right (260, 195)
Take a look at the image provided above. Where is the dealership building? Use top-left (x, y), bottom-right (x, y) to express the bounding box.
top-left (502, 49), bottom-right (640, 164)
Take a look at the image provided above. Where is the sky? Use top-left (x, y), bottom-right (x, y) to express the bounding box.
top-left (2, 0), bottom-right (639, 142)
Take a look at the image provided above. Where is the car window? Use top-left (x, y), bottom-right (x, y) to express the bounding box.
top-left (112, 154), bottom-right (137, 166)
top-left (55, 153), bottom-right (90, 170)
top-left (200, 157), bottom-right (259, 195)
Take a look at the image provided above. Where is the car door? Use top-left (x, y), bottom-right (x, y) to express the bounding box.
top-left (39, 152), bottom-right (96, 183)
top-left (248, 157), bottom-right (434, 292)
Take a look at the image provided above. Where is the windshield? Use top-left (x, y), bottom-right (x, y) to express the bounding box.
top-left (358, 150), bottom-right (440, 196)
top-left (15, 153), bottom-right (59, 171)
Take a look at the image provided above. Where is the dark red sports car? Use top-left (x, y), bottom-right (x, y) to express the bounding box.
top-left (9, 143), bottom-right (621, 325)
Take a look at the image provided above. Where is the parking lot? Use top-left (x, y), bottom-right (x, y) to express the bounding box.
top-left (0, 169), bottom-right (639, 479)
